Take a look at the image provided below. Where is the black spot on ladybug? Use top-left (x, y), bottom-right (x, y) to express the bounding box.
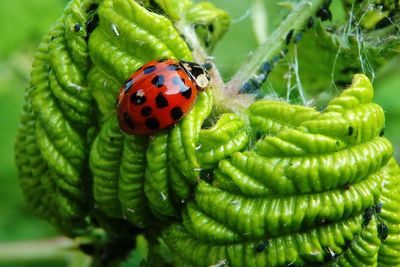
top-left (173, 76), bottom-right (192, 98)
top-left (180, 87), bottom-right (192, 99)
top-left (170, 107), bottom-right (183, 121)
top-left (363, 207), bottom-right (375, 226)
top-left (379, 129), bottom-right (384, 136)
top-left (172, 76), bottom-right (185, 88)
top-left (143, 65), bottom-right (156, 74)
top-left (307, 17), bottom-right (314, 28)
top-left (155, 93), bottom-right (169, 108)
top-left (130, 90), bottom-right (147, 105)
top-left (74, 23), bottom-right (81, 32)
top-left (348, 126), bottom-right (354, 136)
top-left (123, 112), bottom-right (135, 129)
top-left (208, 24), bottom-right (214, 33)
top-left (145, 117), bottom-right (160, 130)
top-left (124, 79), bottom-right (133, 92)
top-left (378, 222), bottom-right (389, 240)
top-left (158, 58), bottom-right (168, 62)
top-left (151, 75), bottom-right (165, 88)
top-left (167, 64), bottom-right (180, 71)
top-left (141, 106), bottom-right (152, 117)
top-left (317, 7), bottom-right (332, 21)
top-left (286, 29), bottom-right (294, 45)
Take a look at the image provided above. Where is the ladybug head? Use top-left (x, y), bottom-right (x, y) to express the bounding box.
top-left (179, 60), bottom-right (211, 90)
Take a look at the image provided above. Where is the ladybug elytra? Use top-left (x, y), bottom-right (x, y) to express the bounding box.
top-left (116, 59), bottom-right (211, 135)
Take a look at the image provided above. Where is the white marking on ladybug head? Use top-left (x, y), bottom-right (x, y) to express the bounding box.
top-left (180, 61), bottom-right (192, 72)
top-left (195, 73), bottom-right (210, 89)
top-left (180, 60), bottom-right (211, 90)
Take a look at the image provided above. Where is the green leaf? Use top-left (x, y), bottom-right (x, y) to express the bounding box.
top-left (163, 75), bottom-right (397, 266)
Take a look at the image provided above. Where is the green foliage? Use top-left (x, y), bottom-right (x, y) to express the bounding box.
top-left (0, 0), bottom-right (68, 59)
top-left (164, 75), bottom-right (399, 266)
top-left (3, 0), bottom-right (400, 267)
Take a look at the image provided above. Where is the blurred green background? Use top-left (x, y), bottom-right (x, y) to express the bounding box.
top-left (0, 0), bottom-right (399, 266)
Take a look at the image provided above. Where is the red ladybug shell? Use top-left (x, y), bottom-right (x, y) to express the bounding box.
top-left (117, 59), bottom-right (200, 135)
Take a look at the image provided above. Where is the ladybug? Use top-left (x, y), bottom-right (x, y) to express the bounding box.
top-left (116, 58), bottom-right (211, 135)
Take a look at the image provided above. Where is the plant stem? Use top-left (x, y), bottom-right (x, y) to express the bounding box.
top-left (175, 19), bottom-right (257, 112)
top-left (0, 237), bottom-right (92, 267)
top-left (0, 237), bottom-right (74, 264)
top-left (226, 0), bottom-right (328, 99)
top-left (175, 20), bottom-right (225, 90)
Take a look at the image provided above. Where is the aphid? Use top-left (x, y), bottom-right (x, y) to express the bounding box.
top-left (260, 61), bottom-right (273, 74)
top-left (239, 78), bottom-right (261, 94)
top-left (294, 33), bottom-right (302, 43)
top-left (74, 23), bottom-right (81, 32)
top-left (363, 207), bottom-right (375, 226)
top-left (375, 202), bottom-right (382, 213)
top-left (348, 126), bottom-right (354, 136)
top-left (286, 29), bottom-right (294, 45)
top-left (316, 7), bottom-right (332, 21)
top-left (255, 240), bottom-right (269, 253)
top-left (378, 222), bottom-right (389, 240)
